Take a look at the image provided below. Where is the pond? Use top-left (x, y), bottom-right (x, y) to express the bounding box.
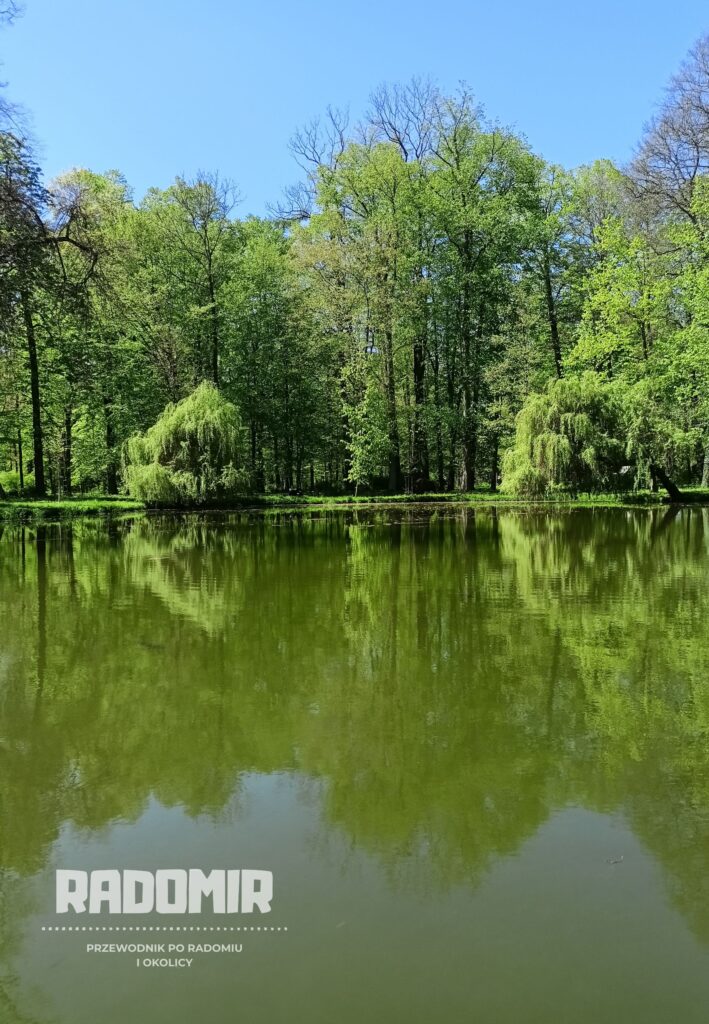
top-left (1, 506), bottom-right (709, 1023)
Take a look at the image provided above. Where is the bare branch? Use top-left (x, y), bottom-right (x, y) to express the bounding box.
top-left (367, 77), bottom-right (440, 161)
top-left (630, 33), bottom-right (709, 222)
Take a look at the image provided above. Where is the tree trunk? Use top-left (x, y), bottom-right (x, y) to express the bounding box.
top-left (63, 405), bottom-right (73, 497)
top-left (22, 291), bottom-right (45, 497)
top-left (702, 440), bottom-right (709, 488)
top-left (47, 459), bottom-right (57, 498)
top-left (461, 378), bottom-right (474, 491)
top-left (284, 434), bottom-right (293, 491)
top-left (207, 266), bottom-right (220, 386)
top-left (432, 349), bottom-right (445, 490)
top-left (412, 333), bottom-right (428, 491)
top-left (445, 365), bottom-right (457, 491)
top-left (650, 463), bottom-right (683, 502)
top-left (464, 418), bottom-right (477, 490)
top-left (273, 434), bottom-right (279, 490)
top-left (384, 327), bottom-right (402, 492)
top-left (462, 310), bottom-right (482, 491)
top-left (490, 435), bottom-right (499, 493)
top-left (339, 337), bottom-right (353, 486)
top-left (17, 424), bottom-right (24, 494)
top-left (250, 421), bottom-right (263, 491)
top-left (543, 256), bottom-right (563, 379)
top-left (104, 394), bottom-right (118, 494)
top-left (460, 278), bottom-right (483, 492)
top-left (461, 322), bottom-right (473, 490)
top-left (256, 441), bottom-right (265, 493)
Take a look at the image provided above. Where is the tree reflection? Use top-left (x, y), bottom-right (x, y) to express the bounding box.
top-left (1, 507), bottom-right (709, 940)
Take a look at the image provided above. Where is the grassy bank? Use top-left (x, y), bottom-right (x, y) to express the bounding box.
top-left (0, 497), bottom-right (145, 522)
top-left (243, 490), bottom-right (666, 508)
top-left (3, 487), bottom-right (709, 522)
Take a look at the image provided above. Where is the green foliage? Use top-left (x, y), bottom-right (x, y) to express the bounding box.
top-left (342, 353), bottom-right (392, 490)
top-left (5, 508), bottom-right (709, 946)
top-left (2, 44), bottom-right (709, 500)
top-left (0, 469), bottom-right (32, 495)
top-left (502, 373), bottom-right (625, 496)
top-left (0, 497), bottom-right (144, 520)
top-left (123, 382), bottom-right (246, 503)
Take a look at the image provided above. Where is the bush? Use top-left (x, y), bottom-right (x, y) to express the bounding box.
top-left (502, 373), bottom-right (625, 497)
top-left (0, 470), bottom-right (35, 496)
top-left (123, 382), bottom-right (246, 503)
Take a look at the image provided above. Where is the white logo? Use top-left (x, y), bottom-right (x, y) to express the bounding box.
top-left (56, 869), bottom-right (273, 914)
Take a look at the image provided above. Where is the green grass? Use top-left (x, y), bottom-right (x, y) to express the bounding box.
top-left (3, 487), bottom-right (708, 521)
top-left (0, 497), bottom-right (145, 521)
top-left (189, 487), bottom-right (708, 510)
top-left (250, 490), bottom-right (658, 508)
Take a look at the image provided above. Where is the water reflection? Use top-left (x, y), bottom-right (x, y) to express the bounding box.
top-left (2, 507), bottom-right (709, 1021)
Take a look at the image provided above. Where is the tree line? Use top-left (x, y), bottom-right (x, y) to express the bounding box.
top-left (2, 15), bottom-right (709, 499)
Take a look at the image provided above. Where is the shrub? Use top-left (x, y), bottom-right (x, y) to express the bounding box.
top-left (0, 470), bottom-right (35, 496)
top-left (502, 373), bottom-right (625, 497)
top-left (123, 382), bottom-right (246, 503)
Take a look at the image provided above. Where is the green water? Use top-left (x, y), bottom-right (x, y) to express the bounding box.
top-left (2, 506), bottom-right (709, 1023)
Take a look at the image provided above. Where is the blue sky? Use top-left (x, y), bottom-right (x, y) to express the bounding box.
top-left (4, 0), bottom-right (708, 215)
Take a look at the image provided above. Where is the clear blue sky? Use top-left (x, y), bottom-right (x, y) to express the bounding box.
top-left (4, 0), bottom-right (708, 215)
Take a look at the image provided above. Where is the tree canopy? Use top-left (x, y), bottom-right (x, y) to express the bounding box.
top-left (2, 25), bottom-right (709, 501)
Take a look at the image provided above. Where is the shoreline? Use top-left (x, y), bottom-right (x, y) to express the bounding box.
top-left (3, 489), bottom-right (709, 522)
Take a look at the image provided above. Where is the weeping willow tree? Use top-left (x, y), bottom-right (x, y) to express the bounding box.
top-left (502, 373), bottom-right (626, 497)
top-left (123, 382), bottom-right (246, 503)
